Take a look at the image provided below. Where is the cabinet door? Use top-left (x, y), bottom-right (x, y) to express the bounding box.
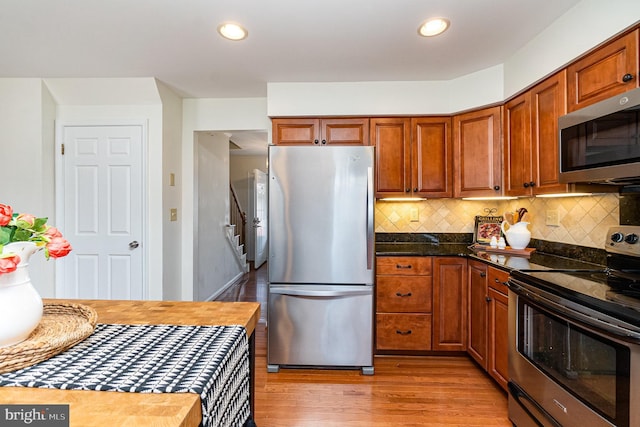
top-left (321, 118), bottom-right (370, 145)
top-left (488, 286), bottom-right (509, 391)
top-left (453, 106), bottom-right (503, 198)
top-left (432, 257), bottom-right (467, 351)
top-left (412, 117), bottom-right (452, 197)
top-left (272, 118), bottom-right (320, 145)
top-left (503, 92), bottom-right (533, 197)
top-left (531, 70), bottom-right (569, 195)
top-left (467, 260), bottom-right (488, 369)
top-left (567, 29), bottom-right (639, 112)
top-left (371, 118), bottom-right (412, 198)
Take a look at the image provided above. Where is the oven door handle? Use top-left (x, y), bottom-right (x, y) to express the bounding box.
top-left (508, 382), bottom-right (562, 427)
top-left (509, 280), bottom-right (640, 342)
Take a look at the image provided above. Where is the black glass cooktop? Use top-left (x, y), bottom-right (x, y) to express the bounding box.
top-left (511, 259), bottom-right (640, 329)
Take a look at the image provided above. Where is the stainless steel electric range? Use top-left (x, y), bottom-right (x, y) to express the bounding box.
top-left (507, 226), bottom-right (640, 427)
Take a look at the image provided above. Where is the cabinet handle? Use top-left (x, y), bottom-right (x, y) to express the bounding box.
top-left (321, 139), bottom-right (327, 145)
top-left (493, 185), bottom-right (500, 191)
top-left (395, 292), bottom-right (413, 297)
top-left (314, 139), bottom-right (319, 145)
top-left (396, 264), bottom-right (412, 269)
top-left (485, 296), bottom-right (492, 302)
top-left (494, 278), bottom-right (501, 283)
top-left (480, 272), bottom-right (486, 277)
top-left (405, 188), bottom-right (411, 193)
top-left (413, 187), bottom-right (418, 192)
top-left (523, 182), bottom-right (529, 188)
top-left (529, 181), bottom-right (536, 187)
top-left (622, 73), bottom-right (634, 83)
top-left (396, 330), bottom-right (412, 335)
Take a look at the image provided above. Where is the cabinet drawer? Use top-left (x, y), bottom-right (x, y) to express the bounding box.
top-left (376, 257), bottom-right (432, 276)
top-left (376, 313), bottom-right (432, 350)
top-left (376, 276), bottom-right (432, 312)
top-left (488, 266), bottom-right (509, 295)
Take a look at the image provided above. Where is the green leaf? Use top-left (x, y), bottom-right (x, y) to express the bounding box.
top-left (12, 228), bottom-right (32, 241)
top-left (33, 217), bottom-right (48, 233)
top-left (0, 227), bottom-right (11, 245)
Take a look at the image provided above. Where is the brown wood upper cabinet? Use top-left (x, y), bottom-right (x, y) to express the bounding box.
top-left (272, 117), bottom-right (370, 145)
top-left (453, 106), bottom-right (502, 198)
top-left (567, 29), bottom-right (639, 112)
top-left (504, 70), bottom-right (587, 196)
top-left (503, 92), bottom-right (532, 197)
top-left (371, 117), bottom-right (452, 198)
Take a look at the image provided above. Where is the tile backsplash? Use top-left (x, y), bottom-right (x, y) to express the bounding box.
top-left (375, 194), bottom-right (620, 249)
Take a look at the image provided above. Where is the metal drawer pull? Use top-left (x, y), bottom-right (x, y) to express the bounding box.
top-left (396, 330), bottom-right (412, 335)
top-left (395, 292), bottom-right (412, 297)
top-left (396, 264), bottom-right (412, 269)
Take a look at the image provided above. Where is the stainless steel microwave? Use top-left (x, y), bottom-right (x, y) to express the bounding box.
top-left (559, 87), bottom-right (640, 185)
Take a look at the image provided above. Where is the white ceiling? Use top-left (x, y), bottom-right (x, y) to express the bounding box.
top-left (0, 0), bottom-right (583, 155)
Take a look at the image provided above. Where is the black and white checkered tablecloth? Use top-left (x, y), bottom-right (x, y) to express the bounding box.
top-left (0, 324), bottom-right (250, 427)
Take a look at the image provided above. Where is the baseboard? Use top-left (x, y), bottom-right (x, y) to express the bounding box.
top-left (205, 271), bottom-right (245, 301)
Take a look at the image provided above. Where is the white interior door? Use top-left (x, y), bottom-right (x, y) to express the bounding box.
top-left (56, 124), bottom-right (145, 299)
top-left (252, 169), bottom-right (268, 269)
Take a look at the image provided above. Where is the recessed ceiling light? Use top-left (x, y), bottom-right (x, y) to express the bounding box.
top-left (217, 23), bottom-right (248, 41)
top-left (418, 18), bottom-right (450, 37)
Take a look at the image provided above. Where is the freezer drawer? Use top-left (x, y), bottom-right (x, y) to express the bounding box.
top-left (267, 284), bottom-right (374, 374)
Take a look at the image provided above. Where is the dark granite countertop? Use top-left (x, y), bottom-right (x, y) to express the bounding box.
top-left (376, 242), bottom-right (471, 257)
top-left (375, 232), bottom-right (606, 272)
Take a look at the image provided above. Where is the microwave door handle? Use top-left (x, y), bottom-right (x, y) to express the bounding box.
top-left (508, 382), bottom-right (562, 427)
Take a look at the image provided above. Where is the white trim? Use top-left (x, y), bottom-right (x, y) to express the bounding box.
top-left (54, 120), bottom-right (149, 299)
top-left (204, 271), bottom-right (244, 302)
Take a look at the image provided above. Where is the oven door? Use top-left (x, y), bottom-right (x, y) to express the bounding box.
top-left (508, 281), bottom-right (640, 427)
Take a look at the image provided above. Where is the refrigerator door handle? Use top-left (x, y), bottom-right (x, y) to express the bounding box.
top-left (270, 287), bottom-right (372, 298)
top-left (366, 166), bottom-right (374, 270)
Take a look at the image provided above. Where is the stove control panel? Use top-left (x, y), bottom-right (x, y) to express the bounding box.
top-left (607, 226), bottom-right (640, 257)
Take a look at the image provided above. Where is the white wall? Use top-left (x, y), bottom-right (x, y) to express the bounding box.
top-left (157, 81), bottom-right (184, 301)
top-left (181, 98), bottom-right (269, 300)
top-left (504, 1), bottom-right (640, 98)
top-left (0, 79), bottom-right (57, 296)
top-left (45, 77), bottom-right (166, 300)
top-left (267, 65), bottom-right (504, 116)
top-left (195, 132), bottom-right (243, 300)
top-left (267, 3), bottom-right (639, 116)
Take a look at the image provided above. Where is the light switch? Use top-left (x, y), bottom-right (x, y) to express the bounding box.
top-left (170, 208), bottom-right (178, 221)
top-left (410, 208), bottom-right (419, 222)
top-left (169, 173), bottom-right (175, 187)
top-left (545, 209), bottom-right (559, 226)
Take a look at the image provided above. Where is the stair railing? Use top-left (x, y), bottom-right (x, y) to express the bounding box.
top-left (229, 184), bottom-right (247, 252)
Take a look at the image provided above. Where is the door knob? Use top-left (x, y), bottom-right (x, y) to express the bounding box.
top-left (129, 241), bottom-right (140, 249)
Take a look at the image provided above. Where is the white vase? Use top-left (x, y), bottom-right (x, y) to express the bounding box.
top-left (501, 221), bottom-right (532, 250)
top-left (0, 241), bottom-right (43, 348)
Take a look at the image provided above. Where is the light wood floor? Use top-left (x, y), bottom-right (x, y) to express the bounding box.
top-left (217, 264), bottom-right (512, 427)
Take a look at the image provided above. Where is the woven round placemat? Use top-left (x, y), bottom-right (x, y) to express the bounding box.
top-left (0, 302), bottom-right (98, 374)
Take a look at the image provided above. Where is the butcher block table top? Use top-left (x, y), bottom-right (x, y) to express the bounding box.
top-left (0, 299), bottom-right (261, 427)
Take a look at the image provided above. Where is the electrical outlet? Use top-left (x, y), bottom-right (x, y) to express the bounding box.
top-left (410, 208), bottom-right (419, 222)
top-left (545, 209), bottom-right (559, 226)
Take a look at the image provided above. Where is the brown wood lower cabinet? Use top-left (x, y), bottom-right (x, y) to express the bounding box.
top-left (433, 257), bottom-right (468, 351)
top-left (468, 259), bottom-right (510, 392)
top-left (375, 256), bottom-right (467, 353)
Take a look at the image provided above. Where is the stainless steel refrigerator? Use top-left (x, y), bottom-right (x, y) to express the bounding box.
top-left (267, 145), bottom-right (375, 375)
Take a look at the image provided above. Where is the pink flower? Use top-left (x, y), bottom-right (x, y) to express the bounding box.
top-left (46, 237), bottom-right (72, 258)
top-left (0, 254), bottom-right (20, 274)
top-left (16, 213), bottom-right (36, 228)
top-left (0, 204), bottom-right (12, 227)
top-left (44, 226), bottom-right (63, 238)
